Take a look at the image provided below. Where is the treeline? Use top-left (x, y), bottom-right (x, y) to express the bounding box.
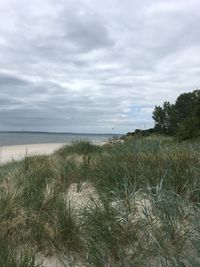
top-left (126, 128), bottom-right (155, 137)
top-left (126, 89), bottom-right (200, 140)
top-left (153, 89), bottom-right (200, 140)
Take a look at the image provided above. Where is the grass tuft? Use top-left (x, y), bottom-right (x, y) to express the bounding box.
top-left (0, 137), bottom-right (200, 266)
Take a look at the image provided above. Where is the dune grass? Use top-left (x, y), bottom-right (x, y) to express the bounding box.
top-left (0, 138), bottom-right (200, 266)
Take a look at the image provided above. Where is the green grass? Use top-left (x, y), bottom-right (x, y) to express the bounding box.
top-left (0, 137), bottom-right (200, 266)
top-left (48, 197), bottom-right (81, 252)
top-left (0, 234), bottom-right (41, 267)
top-left (55, 140), bottom-right (103, 159)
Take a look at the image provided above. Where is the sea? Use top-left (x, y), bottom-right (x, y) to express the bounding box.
top-left (0, 132), bottom-right (121, 146)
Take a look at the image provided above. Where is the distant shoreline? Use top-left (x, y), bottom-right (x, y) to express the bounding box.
top-left (0, 132), bottom-right (119, 146)
top-left (0, 131), bottom-right (122, 135)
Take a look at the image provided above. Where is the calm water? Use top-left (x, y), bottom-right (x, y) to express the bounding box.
top-left (0, 132), bottom-right (120, 146)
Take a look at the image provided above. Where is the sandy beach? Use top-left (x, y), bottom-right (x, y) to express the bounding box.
top-left (0, 141), bottom-right (107, 165)
top-left (0, 143), bottom-right (66, 165)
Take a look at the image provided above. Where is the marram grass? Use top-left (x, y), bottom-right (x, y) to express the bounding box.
top-left (0, 139), bottom-right (200, 266)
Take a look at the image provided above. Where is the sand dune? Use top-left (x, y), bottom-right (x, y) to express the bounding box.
top-left (0, 141), bottom-right (107, 165)
top-left (0, 143), bottom-right (66, 165)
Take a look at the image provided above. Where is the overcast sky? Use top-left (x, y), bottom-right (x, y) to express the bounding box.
top-left (0, 0), bottom-right (199, 133)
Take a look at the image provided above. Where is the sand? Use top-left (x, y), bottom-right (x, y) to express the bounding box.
top-left (0, 141), bottom-right (107, 165)
top-left (0, 143), bottom-right (66, 165)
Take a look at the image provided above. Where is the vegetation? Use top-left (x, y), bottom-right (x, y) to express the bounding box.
top-left (126, 89), bottom-right (200, 141)
top-left (0, 139), bottom-right (200, 266)
top-left (153, 89), bottom-right (200, 140)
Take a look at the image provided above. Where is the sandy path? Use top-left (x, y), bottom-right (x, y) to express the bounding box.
top-left (0, 143), bottom-right (66, 165)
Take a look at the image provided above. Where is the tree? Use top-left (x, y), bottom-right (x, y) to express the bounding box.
top-left (152, 89), bottom-right (200, 140)
top-left (152, 102), bottom-right (176, 135)
top-left (162, 102), bottom-right (177, 135)
top-left (152, 105), bottom-right (166, 134)
top-left (174, 91), bottom-right (198, 123)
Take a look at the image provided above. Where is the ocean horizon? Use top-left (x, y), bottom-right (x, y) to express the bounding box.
top-left (0, 131), bottom-right (121, 146)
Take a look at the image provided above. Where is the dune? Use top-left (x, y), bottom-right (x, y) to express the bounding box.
top-left (0, 141), bottom-right (107, 165)
top-left (0, 143), bottom-right (66, 165)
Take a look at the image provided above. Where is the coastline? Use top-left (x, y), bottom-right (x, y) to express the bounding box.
top-left (0, 141), bottom-right (107, 165)
top-left (0, 143), bottom-right (66, 165)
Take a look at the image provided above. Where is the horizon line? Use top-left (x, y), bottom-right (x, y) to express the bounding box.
top-left (0, 130), bottom-right (123, 135)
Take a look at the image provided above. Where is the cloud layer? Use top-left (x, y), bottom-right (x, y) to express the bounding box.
top-left (0, 0), bottom-right (200, 133)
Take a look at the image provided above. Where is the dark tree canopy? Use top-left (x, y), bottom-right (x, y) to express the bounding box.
top-left (152, 89), bottom-right (200, 140)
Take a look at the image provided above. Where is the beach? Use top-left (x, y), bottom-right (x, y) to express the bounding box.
top-left (0, 143), bottom-right (66, 165)
top-left (1, 137), bottom-right (199, 266)
top-left (0, 141), bottom-right (107, 165)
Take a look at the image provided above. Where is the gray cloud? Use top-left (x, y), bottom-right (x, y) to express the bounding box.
top-left (0, 0), bottom-right (200, 133)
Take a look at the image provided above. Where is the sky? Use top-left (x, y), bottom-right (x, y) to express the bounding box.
top-left (0, 0), bottom-right (200, 134)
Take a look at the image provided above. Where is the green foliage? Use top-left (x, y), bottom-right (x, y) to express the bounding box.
top-left (152, 104), bottom-right (168, 134)
top-left (49, 197), bottom-right (81, 252)
top-left (0, 235), bottom-right (41, 267)
top-left (152, 89), bottom-right (200, 140)
top-left (81, 198), bottom-right (130, 266)
top-left (16, 155), bottom-right (56, 211)
top-left (0, 139), bottom-right (200, 266)
top-left (56, 140), bottom-right (103, 159)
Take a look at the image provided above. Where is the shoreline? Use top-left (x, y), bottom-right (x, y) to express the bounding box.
top-left (0, 143), bottom-right (66, 165)
top-left (0, 141), bottom-right (107, 165)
